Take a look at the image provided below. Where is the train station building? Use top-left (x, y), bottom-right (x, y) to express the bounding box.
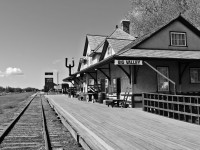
top-left (63, 15), bottom-right (200, 125)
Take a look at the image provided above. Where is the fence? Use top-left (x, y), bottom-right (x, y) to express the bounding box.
top-left (143, 93), bottom-right (200, 125)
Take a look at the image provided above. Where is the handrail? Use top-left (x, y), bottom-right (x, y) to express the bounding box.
top-left (143, 92), bottom-right (200, 98)
top-left (144, 61), bottom-right (176, 94)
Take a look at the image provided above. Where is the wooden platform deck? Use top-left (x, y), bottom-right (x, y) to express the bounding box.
top-left (46, 95), bottom-right (200, 150)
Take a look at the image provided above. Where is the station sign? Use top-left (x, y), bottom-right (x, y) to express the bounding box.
top-left (114, 60), bottom-right (143, 65)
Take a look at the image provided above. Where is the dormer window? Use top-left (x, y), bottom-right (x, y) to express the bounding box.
top-left (170, 32), bottom-right (186, 46)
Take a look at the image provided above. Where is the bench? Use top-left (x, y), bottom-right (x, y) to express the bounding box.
top-left (106, 87), bottom-right (132, 108)
top-left (106, 99), bottom-right (124, 107)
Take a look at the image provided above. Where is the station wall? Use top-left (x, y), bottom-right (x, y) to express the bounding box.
top-left (132, 60), bottom-right (200, 94)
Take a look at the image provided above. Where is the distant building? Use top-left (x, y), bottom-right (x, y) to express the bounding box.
top-left (44, 72), bottom-right (55, 92)
top-left (61, 83), bottom-right (69, 94)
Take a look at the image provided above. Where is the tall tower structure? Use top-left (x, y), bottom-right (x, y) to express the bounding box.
top-left (44, 72), bottom-right (54, 92)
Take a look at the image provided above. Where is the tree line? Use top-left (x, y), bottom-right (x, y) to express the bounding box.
top-left (0, 86), bottom-right (38, 93)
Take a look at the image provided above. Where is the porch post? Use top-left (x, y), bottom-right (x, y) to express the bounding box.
top-left (131, 65), bottom-right (135, 108)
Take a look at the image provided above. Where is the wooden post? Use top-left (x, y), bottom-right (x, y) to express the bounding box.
top-left (133, 66), bottom-right (137, 84)
top-left (109, 64), bottom-right (111, 85)
top-left (131, 94), bottom-right (135, 108)
top-left (142, 93), bottom-right (144, 111)
top-left (131, 66), bottom-right (135, 108)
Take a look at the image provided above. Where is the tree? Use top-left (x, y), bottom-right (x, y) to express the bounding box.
top-left (6, 86), bottom-right (14, 93)
top-left (0, 86), bottom-right (5, 92)
top-left (23, 87), bottom-right (37, 92)
top-left (14, 88), bottom-right (23, 93)
top-left (126, 0), bottom-right (200, 37)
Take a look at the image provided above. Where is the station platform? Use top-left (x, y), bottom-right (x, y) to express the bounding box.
top-left (45, 95), bottom-right (200, 150)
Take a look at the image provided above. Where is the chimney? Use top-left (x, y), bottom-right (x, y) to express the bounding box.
top-left (121, 20), bottom-right (130, 34)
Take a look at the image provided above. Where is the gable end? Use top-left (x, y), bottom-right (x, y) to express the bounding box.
top-left (134, 15), bottom-right (200, 49)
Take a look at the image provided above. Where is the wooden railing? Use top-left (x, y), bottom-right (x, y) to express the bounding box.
top-left (142, 93), bottom-right (200, 125)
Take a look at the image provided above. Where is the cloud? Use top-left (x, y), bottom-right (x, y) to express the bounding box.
top-left (6, 67), bottom-right (24, 75)
top-left (0, 67), bottom-right (24, 77)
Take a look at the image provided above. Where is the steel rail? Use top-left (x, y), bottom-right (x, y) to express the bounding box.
top-left (0, 93), bottom-right (37, 143)
top-left (41, 98), bottom-right (52, 150)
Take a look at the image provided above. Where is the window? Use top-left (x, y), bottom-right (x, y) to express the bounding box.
top-left (190, 68), bottom-right (200, 83)
top-left (45, 78), bottom-right (53, 83)
top-left (170, 32), bottom-right (186, 46)
top-left (112, 78), bottom-right (117, 93)
top-left (88, 79), bottom-right (95, 92)
top-left (88, 79), bottom-right (94, 85)
top-left (105, 78), bottom-right (109, 93)
top-left (97, 79), bottom-right (101, 85)
top-left (157, 67), bottom-right (169, 92)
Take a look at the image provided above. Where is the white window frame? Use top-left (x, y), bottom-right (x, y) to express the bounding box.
top-left (157, 67), bottom-right (169, 92)
top-left (170, 32), bottom-right (186, 46)
top-left (190, 68), bottom-right (200, 83)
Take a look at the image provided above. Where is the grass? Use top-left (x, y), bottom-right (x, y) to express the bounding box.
top-left (0, 92), bottom-right (34, 114)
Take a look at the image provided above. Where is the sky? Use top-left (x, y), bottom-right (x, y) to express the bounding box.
top-left (0, 0), bottom-right (131, 89)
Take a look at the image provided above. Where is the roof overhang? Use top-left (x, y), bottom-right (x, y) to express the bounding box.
top-left (74, 55), bottom-right (115, 75)
top-left (117, 49), bottom-right (200, 60)
top-left (63, 49), bottom-right (200, 82)
top-left (89, 51), bottom-right (101, 57)
top-left (63, 75), bottom-right (77, 82)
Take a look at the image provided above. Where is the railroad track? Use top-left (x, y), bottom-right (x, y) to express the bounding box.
top-left (0, 93), bottom-right (83, 150)
top-left (42, 96), bottom-right (83, 150)
top-left (0, 93), bottom-right (47, 149)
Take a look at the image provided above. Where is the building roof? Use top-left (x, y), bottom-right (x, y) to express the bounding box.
top-left (63, 75), bottom-right (75, 82)
top-left (83, 34), bottom-right (107, 56)
top-left (92, 28), bottom-right (135, 54)
top-left (107, 38), bottom-right (133, 53)
top-left (117, 49), bottom-right (200, 60)
top-left (109, 27), bottom-right (135, 40)
top-left (87, 35), bottom-right (107, 50)
top-left (91, 38), bottom-right (134, 55)
top-left (95, 43), bottom-right (104, 53)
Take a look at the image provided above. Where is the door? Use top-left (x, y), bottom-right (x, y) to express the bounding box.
top-left (100, 79), bottom-right (105, 92)
top-left (116, 78), bottom-right (121, 99)
top-left (157, 67), bottom-right (169, 92)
